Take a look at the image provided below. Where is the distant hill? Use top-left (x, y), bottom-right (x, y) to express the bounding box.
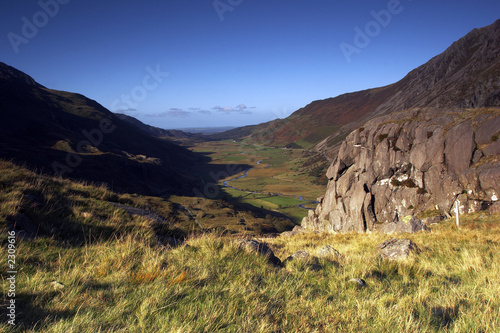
top-left (217, 19), bottom-right (500, 155)
top-left (0, 62), bottom-right (204, 195)
top-left (178, 126), bottom-right (236, 134)
top-left (114, 113), bottom-right (197, 139)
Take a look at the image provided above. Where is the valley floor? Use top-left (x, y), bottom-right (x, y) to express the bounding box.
top-left (189, 140), bottom-right (327, 223)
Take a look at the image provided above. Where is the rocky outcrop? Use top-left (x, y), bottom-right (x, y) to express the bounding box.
top-left (302, 108), bottom-right (500, 233)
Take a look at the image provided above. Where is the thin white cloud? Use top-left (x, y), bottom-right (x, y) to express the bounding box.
top-left (114, 107), bottom-right (137, 113)
top-left (145, 109), bottom-right (192, 118)
top-left (212, 104), bottom-right (252, 113)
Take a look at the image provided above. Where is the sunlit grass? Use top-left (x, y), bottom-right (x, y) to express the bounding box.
top-left (1, 208), bottom-right (498, 332)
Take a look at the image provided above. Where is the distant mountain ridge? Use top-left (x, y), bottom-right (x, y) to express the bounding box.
top-left (114, 113), bottom-right (196, 139)
top-left (223, 19), bottom-right (500, 155)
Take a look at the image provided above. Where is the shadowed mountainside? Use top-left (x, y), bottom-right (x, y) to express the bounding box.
top-left (0, 62), bottom-right (206, 196)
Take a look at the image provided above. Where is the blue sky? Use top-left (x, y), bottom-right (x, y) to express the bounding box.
top-left (1, 1), bottom-right (499, 129)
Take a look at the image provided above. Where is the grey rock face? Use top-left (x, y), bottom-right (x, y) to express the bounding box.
top-left (422, 215), bottom-right (445, 224)
top-left (490, 201), bottom-right (500, 214)
top-left (302, 109), bottom-right (500, 233)
top-left (378, 238), bottom-right (419, 260)
top-left (375, 216), bottom-right (431, 234)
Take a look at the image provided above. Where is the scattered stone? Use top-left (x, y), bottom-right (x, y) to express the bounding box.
top-left (284, 250), bottom-right (310, 263)
top-left (489, 201), bottom-right (500, 214)
top-left (378, 238), bottom-right (419, 260)
top-left (376, 215), bottom-right (430, 234)
top-left (237, 239), bottom-right (281, 266)
top-left (50, 281), bottom-right (65, 290)
top-left (348, 278), bottom-right (367, 288)
top-left (317, 245), bottom-right (341, 259)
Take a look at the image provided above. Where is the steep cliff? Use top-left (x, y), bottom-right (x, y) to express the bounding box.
top-left (302, 108), bottom-right (500, 232)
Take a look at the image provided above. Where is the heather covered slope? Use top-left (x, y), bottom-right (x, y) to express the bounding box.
top-left (0, 62), bottom-right (204, 195)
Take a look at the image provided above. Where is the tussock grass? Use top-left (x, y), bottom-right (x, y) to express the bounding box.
top-left (1, 160), bottom-right (499, 332)
top-left (2, 214), bottom-right (498, 332)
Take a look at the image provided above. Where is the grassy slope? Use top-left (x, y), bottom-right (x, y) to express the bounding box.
top-left (1, 208), bottom-right (499, 332)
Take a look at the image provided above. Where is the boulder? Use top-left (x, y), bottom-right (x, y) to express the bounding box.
top-left (475, 115), bottom-right (500, 145)
top-left (280, 225), bottom-right (306, 237)
top-left (378, 238), bottom-right (419, 260)
top-left (10, 213), bottom-right (37, 239)
top-left (237, 239), bottom-right (281, 266)
top-left (484, 140), bottom-right (500, 156)
top-left (284, 250), bottom-right (310, 264)
top-left (317, 245), bottom-right (341, 259)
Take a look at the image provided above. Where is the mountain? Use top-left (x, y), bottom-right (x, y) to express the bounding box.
top-left (0, 62), bottom-right (204, 195)
top-left (224, 19), bottom-right (500, 155)
top-left (114, 113), bottom-right (197, 139)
